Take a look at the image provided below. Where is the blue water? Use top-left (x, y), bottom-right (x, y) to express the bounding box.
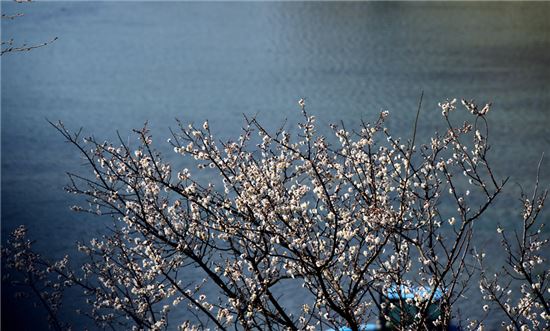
top-left (2, 2), bottom-right (549, 329)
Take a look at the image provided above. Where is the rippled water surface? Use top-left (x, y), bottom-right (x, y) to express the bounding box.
top-left (2, 2), bottom-right (549, 329)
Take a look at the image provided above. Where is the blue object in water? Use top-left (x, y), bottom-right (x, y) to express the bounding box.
top-left (327, 324), bottom-right (380, 331)
top-left (381, 285), bottom-right (446, 329)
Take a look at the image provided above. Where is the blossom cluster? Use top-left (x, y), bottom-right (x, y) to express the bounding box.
top-left (477, 180), bottom-right (549, 330)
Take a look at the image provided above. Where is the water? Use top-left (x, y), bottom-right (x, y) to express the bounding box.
top-left (2, 2), bottom-right (549, 329)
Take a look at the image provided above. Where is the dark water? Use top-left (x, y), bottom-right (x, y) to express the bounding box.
top-left (2, 2), bottom-right (549, 329)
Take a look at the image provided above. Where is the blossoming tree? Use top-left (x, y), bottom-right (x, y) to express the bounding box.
top-left (2, 98), bottom-right (548, 330)
top-left (1, 0), bottom-right (58, 56)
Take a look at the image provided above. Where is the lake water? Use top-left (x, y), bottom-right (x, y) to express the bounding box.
top-left (2, 1), bottom-right (549, 329)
